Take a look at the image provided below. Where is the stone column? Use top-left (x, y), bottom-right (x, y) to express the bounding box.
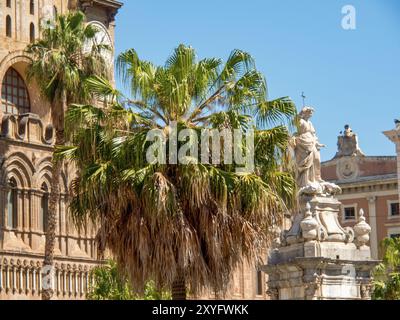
top-left (0, 186), bottom-right (6, 231)
top-left (22, 189), bottom-right (31, 245)
top-left (31, 190), bottom-right (39, 232)
top-left (383, 128), bottom-right (400, 202)
top-left (30, 190), bottom-right (43, 251)
top-left (367, 196), bottom-right (378, 259)
top-left (59, 194), bottom-right (66, 255)
top-left (17, 189), bottom-right (23, 232)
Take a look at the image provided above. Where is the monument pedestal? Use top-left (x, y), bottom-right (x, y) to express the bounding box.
top-left (263, 195), bottom-right (379, 300)
top-left (263, 257), bottom-right (377, 300)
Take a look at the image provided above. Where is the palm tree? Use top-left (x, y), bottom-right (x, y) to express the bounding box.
top-left (57, 45), bottom-right (297, 299)
top-left (88, 260), bottom-right (171, 300)
top-left (25, 11), bottom-right (109, 300)
top-left (373, 237), bottom-right (400, 300)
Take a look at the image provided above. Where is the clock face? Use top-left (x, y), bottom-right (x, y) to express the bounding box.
top-left (84, 22), bottom-right (113, 68)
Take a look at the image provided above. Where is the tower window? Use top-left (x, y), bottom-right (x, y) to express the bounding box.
top-left (30, 0), bottom-right (34, 15)
top-left (1, 67), bottom-right (31, 114)
top-left (40, 183), bottom-right (49, 232)
top-left (6, 0), bottom-right (11, 8)
top-left (30, 23), bottom-right (35, 43)
top-left (7, 178), bottom-right (18, 229)
top-left (6, 15), bottom-right (12, 37)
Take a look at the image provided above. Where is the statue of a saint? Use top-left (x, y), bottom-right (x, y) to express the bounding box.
top-left (292, 107), bottom-right (340, 196)
top-left (293, 107), bottom-right (325, 189)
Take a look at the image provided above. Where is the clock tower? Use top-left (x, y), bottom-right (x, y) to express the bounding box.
top-left (71, 0), bottom-right (123, 79)
top-left (72, 0), bottom-right (122, 42)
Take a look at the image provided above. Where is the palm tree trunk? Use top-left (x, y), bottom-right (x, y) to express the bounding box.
top-left (171, 270), bottom-right (186, 300)
top-left (42, 91), bottom-right (66, 300)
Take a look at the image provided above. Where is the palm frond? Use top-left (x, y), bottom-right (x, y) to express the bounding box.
top-left (59, 44), bottom-right (298, 297)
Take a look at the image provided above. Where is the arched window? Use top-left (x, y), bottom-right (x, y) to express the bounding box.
top-left (6, 15), bottom-right (12, 37)
top-left (39, 183), bottom-right (49, 232)
top-left (6, 0), bottom-right (11, 8)
top-left (30, 0), bottom-right (34, 15)
top-left (29, 23), bottom-right (35, 43)
top-left (1, 68), bottom-right (31, 115)
top-left (7, 178), bottom-right (18, 229)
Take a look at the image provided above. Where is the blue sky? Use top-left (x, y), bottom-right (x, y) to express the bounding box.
top-left (114, 0), bottom-right (400, 161)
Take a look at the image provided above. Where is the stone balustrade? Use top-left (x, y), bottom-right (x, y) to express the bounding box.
top-left (0, 256), bottom-right (96, 300)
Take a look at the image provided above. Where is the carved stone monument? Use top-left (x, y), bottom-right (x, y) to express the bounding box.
top-left (263, 107), bottom-right (378, 300)
top-left (335, 124), bottom-right (365, 158)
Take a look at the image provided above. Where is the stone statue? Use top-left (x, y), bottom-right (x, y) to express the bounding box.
top-left (335, 124), bottom-right (365, 158)
top-left (293, 107), bottom-right (324, 189)
top-left (265, 109), bottom-right (376, 301)
top-left (292, 107), bottom-right (339, 196)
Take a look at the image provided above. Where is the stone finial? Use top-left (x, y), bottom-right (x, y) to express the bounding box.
top-left (334, 124), bottom-right (365, 158)
top-left (353, 209), bottom-right (371, 248)
top-left (300, 202), bottom-right (318, 241)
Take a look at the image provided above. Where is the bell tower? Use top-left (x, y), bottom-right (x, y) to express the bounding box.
top-left (69, 0), bottom-right (123, 81)
top-left (71, 0), bottom-right (122, 45)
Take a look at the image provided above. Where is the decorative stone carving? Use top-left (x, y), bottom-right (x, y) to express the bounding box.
top-left (79, 0), bottom-right (122, 24)
top-left (343, 226), bottom-right (355, 243)
top-left (360, 283), bottom-right (372, 300)
top-left (79, 0), bottom-right (94, 13)
top-left (266, 288), bottom-right (279, 300)
top-left (335, 124), bottom-right (365, 158)
top-left (264, 107), bottom-right (378, 300)
top-left (1, 113), bottom-right (54, 145)
top-left (304, 277), bottom-right (321, 299)
top-left (337, 157), bottom-right (359, 180)
top-left (0, 256), bottom-right (96, 300)
top-left (108, 10), bottom-right (118, 22)
top-left (283, 196), bottom-right (353, 246)
top-left (353, 209), bottom-right (371, 248)
top-left (300, 202), bottom-right (318, 241)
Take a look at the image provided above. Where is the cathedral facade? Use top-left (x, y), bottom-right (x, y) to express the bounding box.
top-left (0, 0), bottom-right (122, 300)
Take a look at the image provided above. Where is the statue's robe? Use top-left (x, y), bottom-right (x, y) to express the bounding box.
top-left (294, 118), bottom-right (322, 188)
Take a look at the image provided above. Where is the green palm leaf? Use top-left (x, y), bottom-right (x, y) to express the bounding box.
top-left (58, 44), bottom-right (298, 298)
